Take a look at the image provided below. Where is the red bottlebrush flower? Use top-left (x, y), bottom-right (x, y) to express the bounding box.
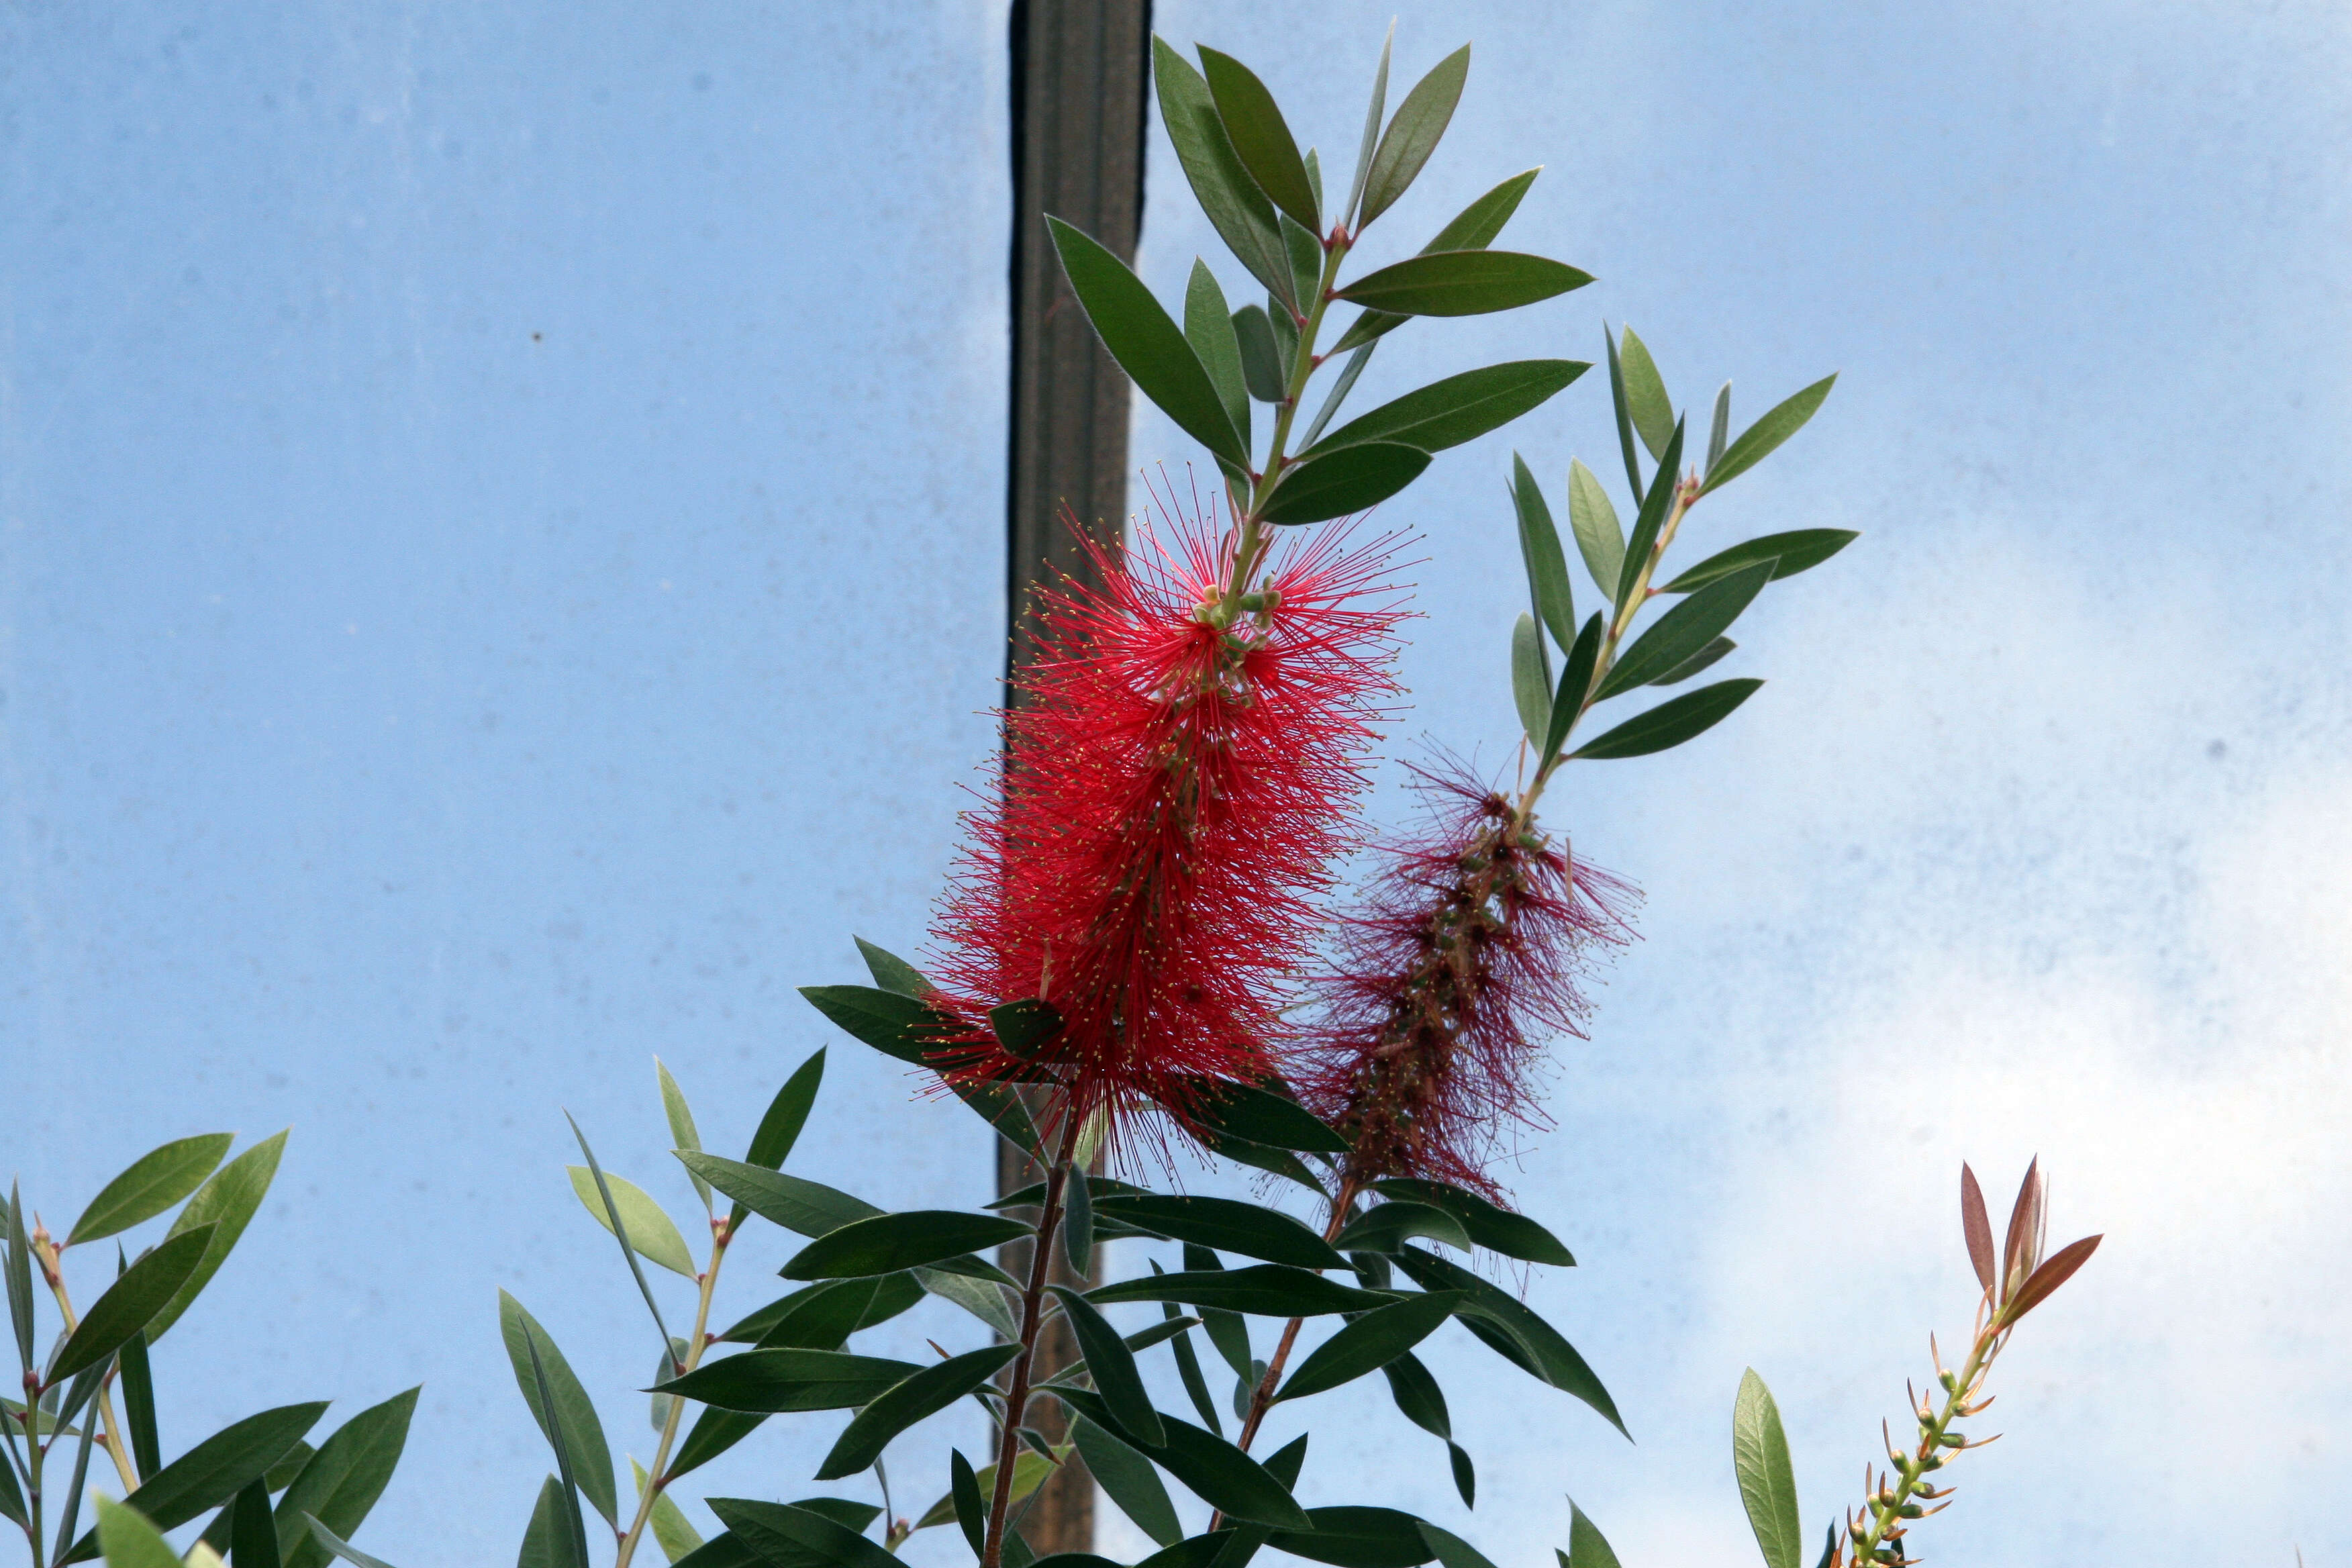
top-left (1291, 762), bottom-right (1639, 1199)
top-left (927, 476), bottom-right (1407, 1152)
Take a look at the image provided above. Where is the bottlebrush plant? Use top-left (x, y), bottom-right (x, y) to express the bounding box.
top-left (21, 26), bottom-right (2103, 1568)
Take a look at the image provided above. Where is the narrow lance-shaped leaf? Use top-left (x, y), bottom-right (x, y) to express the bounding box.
top-left (1616, 326), bottom-right (1673, 462)
top-left (1604, 326), bottom-right (1643, 500)
top-left (1544, 614), bottom-right (1604, 765)
top-left (855, 938), bottom-right (925, 997)
top-left (567, 1168), bottom-right (699, 1279)
top-left (1330, 166), bottom-right (1542, 354)
top-left (1232, 304), bottom-right (1286, 403)
top-left (1335, 251), bottom-right (1589, 318)
top-left (1072, 1415), bottom-right (1183, 1547)
top-left (814, 1342), bottom-right (1021, 1480)
top-left (1658, 530), bottom-right (1858, 594)
top-left (683, 1152), bottom-right (877, 1238)
top-left (65, 1135), bottom-right (234, 1248)
top-left (569, 1113), bottom-right (679, 1371)
top-left (146, 1130), bottom-right (286, 1342)
top-left (1282, 211), bottom-right (1324, 322)
top-left (62, 1402), bottom-right (330, 1562)
top-left (1152, 38), bottom-right (1293, 310)
top-left (950, 1449), bottom-right (987, 1557)
top-left (1614, 418), bottom-right (1685, 608)
top-left (524, 1330), bottom-right (593, 1568)
top-left (300, 1514), bottom-right (404, 1568)
top-left (781, 1211), bottom-right (1032, 1281)
top-left (1051, 1388), bottom-right (1310, 1530)
top-left (1275, 1291), bottom-right (1461, 1403)
top-left (1732, 1370), bottom-right (1802, 1568)
top-left (1512, 454), bottom-right (1575, 653)
top-left (499, 1292), bottom-right (618, 1529)
top-left (1566, 458), bottom-right (1623, 603)
top-left (1298, 341), bottom-right (1377, 448)
top-left (729, 1046), bottom-right (826, 1242)
top-left (1570, 680), bottom-right (1764, 763)
top-left (1511, 615), bottom-right (1551, 750)
top-left (1343, 23), bottom-right (1393, 225)
top-left (94, 1498), bottom-right (182, 1568)
top-left (1331, 1202), bottom-right (1473, 1256)
top-left (1369, 1178), bottom-right (1576, 1267)
top-left (1359, 44), bottom-right (1470, 226)
top-left (1706, 382), bottom-right (1732, 475)
top-left (1307, 361), bottom-right (1587, 459)
top-left (119, 1326), bottom-right (162, 1477)
top-left (1565, 1501), bottom-right (1622, 1568)
top-left (1390, 1247), bottom-right (1626, 1436)
top-left (1049, 216), bottom-right (1245, 468)
top-left (1700, 375), bottom-right (1836, 496)
top-left (6, 1185), bottom-right (32, 1373)
top-left (1259, 442), bottom-right (1429, 526)
top-left (1650, 636), bottom-right (1735, 686)
top-left (1185, 261), bottom-right (1251, 452)
top-left (1050, 1286), bottom-right (1164, 1445)
top-left (274, 1387), bottom-right (420, 1568)
top-left (1594, 560), bottom-right (1773, 701)
top-left (1063, 1164), bottom-right (1095, 1277)
top-left (652, 1349), bottom-right (923, 1416)
top-left (631, 1456), bottom-right (705, 1565)
top-left (656, 1059), bottom-right (711, 1210)
top-left (1091, 1195), bottom-right (1344, 1271)
top-left (1960, 1163), bottom-right (1997, 1300)
top-left (1198, 49), bottom-right (1319, 230)
top-left (49, 1226), bottom-right (211, 1381)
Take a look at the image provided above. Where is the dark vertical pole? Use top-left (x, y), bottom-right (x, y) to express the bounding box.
top-left (1000, 0), bottom-right (1149, 1557)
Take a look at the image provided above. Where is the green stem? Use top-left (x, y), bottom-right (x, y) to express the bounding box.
top-left (1849, 1322), bottom-right (2000, 1565)
top-left (1515, 475), bottom-right (1701, 827)
top-left (28, 1239), bottom-right (136, 1496)
top-left (615, 1222), bottom-right (732, 1568)
top-left (1214, 233), bottom-right (1353, 622)
top-left (980, 1117), bottom-right (1084, 1568)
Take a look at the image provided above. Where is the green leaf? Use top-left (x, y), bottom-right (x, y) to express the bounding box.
top-left (1304, 147), bottom-right (1324, 218)
top-left (1186, 262), bottom-right (1251, 452)
top-left (1071, 1416), bottom-right (1182, 1547)
top-left (1416, 1522), bottom-right (1500, 1568)
top-left (1359, 44), bottom-right (1470, 226)
top-left (989, 998), bottom-right (1064, 1061)
top-left (1342, 23), bottom-right (1393, 222)
top-left (1064, 1164), bottom-right (1095, 1277)
top-left (66, 1134), bottom-right (234, 1248)
top-left (781, 1211), bottom-right (1031, 1281)
top-left (1049, 1287), bottom-right (1163, 1447)
top-left (1282, 213), bottom-right (1323, 324)
top-left (1565, 1502), bottom-right (1622, 1568)
top-left (853, 938), bottom-right (924, 998)
top-left (569, 1114), bottom-right (679, 1380)
top-left (651, 1349), bottom-right (921, 1414)
top-left (7, 1184), bottom-right (33, 1373)
top-left (787, 1498), bottom-right (884, 1535)
top-left (1157, 1284), bottom-right (1224, 1435)
top-left (1659, 530), bottom-right (1859, 593)
top-left (519, 1476), bottom-right (586, 1568)
top-left (146, 1130), bottom-right (285, 1342)
top-left (656, 1059), bottom-right (712, 1209)
top-left (742, 1048), bottom-right (825, 1173)
top-left (66, 1403), bottom-right (328, 1561)
top-left (1511, 614), bottom-right (1552, 748)
top-left (1089, 1266), bottom-right (1389, 1318)
top-left (1733, 1370), bottom-right (1802, 1568)
top-left (1153, 37), bottom-right (1293, 311)
top-left (1176, 1249), bottom-right (1256, 1381)
top-left (1269, 289), bottom-right (1300, 366)
top-left (1175, 1077), bottom-right (1349, 1153)
top-left (1543, 614), bottom-right (1605, 765)
top-left (1275, 1291), bottom-right (1461, 1402)
top-left (50, 1226), bottom-right (211, 1381)
top-left (1700, 375), bottom-right (1836, 496)
top-left (274, 1387), bottom-right (419, 1568)
top-left (1310, 361), bottom-right (1585, 461)
top-left (1448, 1446), bottom-right (1475, 1509)
top-left (1232, 305), bottom-right (1285, 403)
top-left (1331, 168), bottom-right (1540, 354)
top-left (1336, 252), bottom-right (1589, 318)
top-left (680, 1154), bottom-right (878, 1238)
top-left (232, 1481), bottom-right (283, 1568)
top-left (633, 1457), bottom-right (705, 1564)
top-left (1616, 326), bottom-right (1673, 462)
top-left (119, 1328), bottom-right (161, 1476)
top-left (796, 986), bottom-right (1042, 1155)
top-left (499, 1293), bottom-right (618, 1528)
top-left (914, 1444), bottom-right (1060, 1535)
top-left (1197, 49), bottom-right (1319, 230)
top-left (910, 1265), bottom-right (1019, 1339)
top-left (815, 1341), bottom-right (1020, 1479)
top-left (95, 1498), bottom-right (182, 1568)
top-left (568, 1168), bottom-right (699, 1279)
top-left (1565, 460), bottom-right (1624, 602)
top-left (1511, 456), bottom-right (1575, 652)
top-left (1331, 1202), bottom-right (1471, 1257)
top-left (1379, 1352), bottom-right (1449, 1438)
top-left (1048, 216), bottom-right (1245, 467)
top-left (949, 1449), bottom-right (986, 1556)
top-left (1603, 326), bottom-right (1643, 501)
top-left (1371, 1179), bottom-right (1575, 1266)
top-left (709, 1499), bottom-right (899, 1568)
top-left (300, 1515), bottom-right (403, 1568)
top-left (1652, 636), bottom-right (1735, 685)
top-left (266, 1441), bottom-right (316, 1492)
top-left (746, 1275), bottom-right (923, 1349)
top-left (1390, 1248), bottom-right (1625, 1436)
top-left (1259, 442), bottom-right (1428, 525)
top-left (1614, 419), bottom-right (1685, 607)
top-left (1053, 1389), bottom-right (1309, 1530)
top-left (1569, 679), bottom-right (1763, 762)
top-left (1594, 560), bottom-right (1773, 701)
top-left (667, 1408), bottom-right (769, 1481)
top-left (1197, 1129), bottom-right (1328, 1195)
top-left (1267, 1507), bottom-right (1436, 1567)
top-left (0, 1420), bottom-right (26, 1529)
top-left (1706, 382), bottom-right (1732, 475)
top-left (1092, 1196), bottom-right (1344, 1271)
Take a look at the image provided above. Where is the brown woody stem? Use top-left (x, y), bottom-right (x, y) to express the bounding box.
top-left (980, 1114), bottom-right (1085, 1568)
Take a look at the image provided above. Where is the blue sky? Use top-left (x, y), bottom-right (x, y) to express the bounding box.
top-left (5, 3), bottom-right (2347, 1565)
